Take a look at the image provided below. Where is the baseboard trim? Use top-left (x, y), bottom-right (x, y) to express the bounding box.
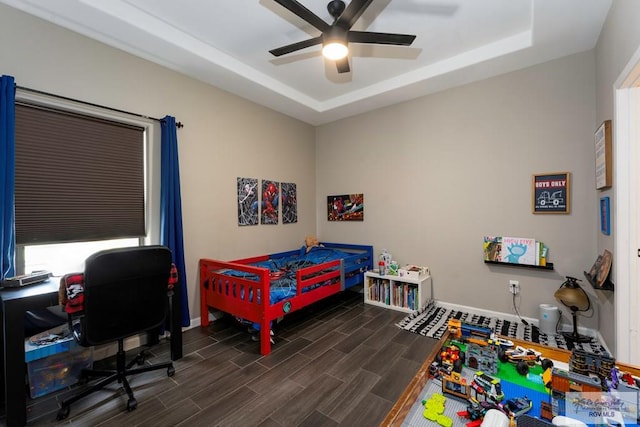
top-left (187, 302), bottom-right (611, 355)
top-left (435, 300), bottom-right (599, 340)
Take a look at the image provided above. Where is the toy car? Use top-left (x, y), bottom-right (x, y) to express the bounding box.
top-left (498, 345), bottom-right (553, 375)
top-left (461, 399), bottom-right (507, 421)
top-left (473, 371), bottom-right (505, 402)
top-left (488, 333), bottom-right (514, 349)
top-left (504, 396), bottom-right (533, 417)
top-left (436, 344), bottom-right (465, 373)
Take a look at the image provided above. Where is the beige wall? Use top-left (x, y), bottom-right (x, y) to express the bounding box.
top-left (317, 51), bottom-right (599, 331)
top-left (3, 2), bottom-right (638, 354)
top-left (0, 5), bottom-right (317, 322)
top-left (594, 0), bottom-right (640, 356)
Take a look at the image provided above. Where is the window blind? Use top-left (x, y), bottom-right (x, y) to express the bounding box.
top-left (15, 103), bottom-right (145, 245)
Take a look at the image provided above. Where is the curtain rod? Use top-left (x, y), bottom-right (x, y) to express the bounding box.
top-left (16, 85), bottom-right (184, 128)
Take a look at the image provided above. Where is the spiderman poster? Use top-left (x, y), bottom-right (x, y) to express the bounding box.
top-left (281, 182), bottom-right (297, 224)
top-left (237, 177), bottom-right (258, 226)
top-left (260, 180), bottom-right (280, 225)
top-left (327, 194), bottom-right (364, 221)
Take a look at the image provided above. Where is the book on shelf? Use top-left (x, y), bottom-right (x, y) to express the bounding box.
top-left (538, 242), bottom-right (548, 266)
top-left (370, 278), bottom-right (390, 304)
top-left (483, 236), bottom-right (502, 262)
top-left (502, 237), bottom-right (537, 265)
top-left (484, 236), bottom-right (548, 266)
top-left (586, 249), bottom-right (612, 288)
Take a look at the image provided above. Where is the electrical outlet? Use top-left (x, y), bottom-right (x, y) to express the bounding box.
top-left (509, 280), bottom-right (520, 295)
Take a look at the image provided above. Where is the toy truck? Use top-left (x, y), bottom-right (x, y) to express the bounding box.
top-left (472, 371), bottom-right (505, 403)
top-left (436, 343), bottom-right (465, 374)
top-left (498, 345), bottom-right (553, 375)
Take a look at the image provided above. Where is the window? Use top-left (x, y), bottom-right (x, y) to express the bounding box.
top-left (15, 103), bottom-right (145, 244)
top-left (24, 238), bottom-right (139, 276)
top-left (14, 90), bottom-right (159, 275)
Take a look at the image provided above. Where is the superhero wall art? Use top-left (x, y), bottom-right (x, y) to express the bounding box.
top-left (281, 182), bottom-right (297, 224)
top-left (260, 180), bottom-right (280, 225)
top-left (237, 177), bottom-right (258, 226)
top-left (237, 178), bottom-right (297, 226)
top-left (327, 194), bottom-right (364, 221)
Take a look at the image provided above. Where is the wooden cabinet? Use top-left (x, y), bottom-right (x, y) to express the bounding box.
top-left (364, 271), bottom-right (431, 313)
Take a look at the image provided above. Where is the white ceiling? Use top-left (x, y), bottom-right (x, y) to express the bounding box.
top-left (1, 0), bottom-right (612, 125)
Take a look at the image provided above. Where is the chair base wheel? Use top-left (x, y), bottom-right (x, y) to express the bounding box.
top-left (136, 351), bottom-right (146, 365)
top-left (56, 406), bottom-right (70, 420)
top-left (127, 398), bottom-right (138, 411)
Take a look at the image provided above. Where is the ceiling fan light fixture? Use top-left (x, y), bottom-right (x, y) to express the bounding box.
top-left (270, 0), bottom-right (416, 74)
top-left (322, 40), bottom-right (348, 60)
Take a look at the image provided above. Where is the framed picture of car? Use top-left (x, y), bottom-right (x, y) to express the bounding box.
top-left (532, 172), bottom-right (570, 214)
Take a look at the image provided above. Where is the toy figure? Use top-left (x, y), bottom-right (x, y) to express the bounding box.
top-left (304, 235), bottom-right (323, 253)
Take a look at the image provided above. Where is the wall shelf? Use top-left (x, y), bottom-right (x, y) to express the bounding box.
top-left (484, 260), bottom-right (554, 271)
top-left (583, 271), bottom-right (614, 291)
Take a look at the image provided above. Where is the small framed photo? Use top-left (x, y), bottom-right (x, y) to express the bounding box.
top-left (600, 196), bottom-right (610, 235)
top-left (595, 120), bottom-right (612, 190)
top-left (532, 172), bottom-right (570, 214)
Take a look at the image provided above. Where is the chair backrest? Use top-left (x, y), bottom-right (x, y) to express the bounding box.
top-left (79, 245), bottom-right (172, 346)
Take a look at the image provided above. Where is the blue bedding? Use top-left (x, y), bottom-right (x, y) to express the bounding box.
top-left (227, 246), bottom-right (351, 305)
top-left (223, 246), bottom-right (354, 332)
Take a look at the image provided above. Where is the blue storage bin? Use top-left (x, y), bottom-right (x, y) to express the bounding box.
top-left (25, 326), bottom-right (93, 399)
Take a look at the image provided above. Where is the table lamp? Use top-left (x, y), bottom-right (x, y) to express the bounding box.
top-left (554, 276), bottom-right (592, 343)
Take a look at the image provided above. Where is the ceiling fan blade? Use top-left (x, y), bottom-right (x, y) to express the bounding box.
top-left (335, 0), bottom-right (374, 30)
top-left (269, 36), bottom-right (323, 57)
top-left (335, 57), bottom-right (350, 73)
top-left (348, 31), bottom-right (416, 46)
top-left (273, 0), bottom-right (330, 32)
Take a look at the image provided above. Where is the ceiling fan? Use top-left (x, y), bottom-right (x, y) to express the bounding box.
top-left (269, 0), bottom-right (417, 74)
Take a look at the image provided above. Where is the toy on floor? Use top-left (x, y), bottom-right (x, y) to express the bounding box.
top-left (472, 371), bottom-right (505, 403)
top-left (498, 345), bottom-right (554, 375)
top-left (448, 318), bottom-right (492, 346)
top-left (569, 348), bottom-right (615, 389)
top-left (503, 396), bottom-right (532, 417)
top-left (457, 400), bottom-right (511, 427)
top-left (442, 371), bottom-right (471, 400)
top-left (436, 343), bottom-right (465, 374)
top-left (422, 393), bottom-right (452, 426)
top-left (466, 343), bottom-right (499, 375)
top-left (481, 408), bottom-right (511, 427)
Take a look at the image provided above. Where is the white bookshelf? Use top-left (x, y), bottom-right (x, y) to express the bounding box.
top-left (363, 271), bottom-right (431, 313)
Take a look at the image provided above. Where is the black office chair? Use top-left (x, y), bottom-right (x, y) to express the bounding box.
top-left (57, 245), bottom-right (176, 420)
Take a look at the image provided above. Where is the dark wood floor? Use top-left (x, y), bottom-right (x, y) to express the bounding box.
top-left (24, 289), bottom-right (438, 426)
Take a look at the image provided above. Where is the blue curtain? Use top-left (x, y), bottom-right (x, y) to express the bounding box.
top-left (0, 75), bottom-right (16, 280)
top-left (160, 116), bottom-right (190, 326)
